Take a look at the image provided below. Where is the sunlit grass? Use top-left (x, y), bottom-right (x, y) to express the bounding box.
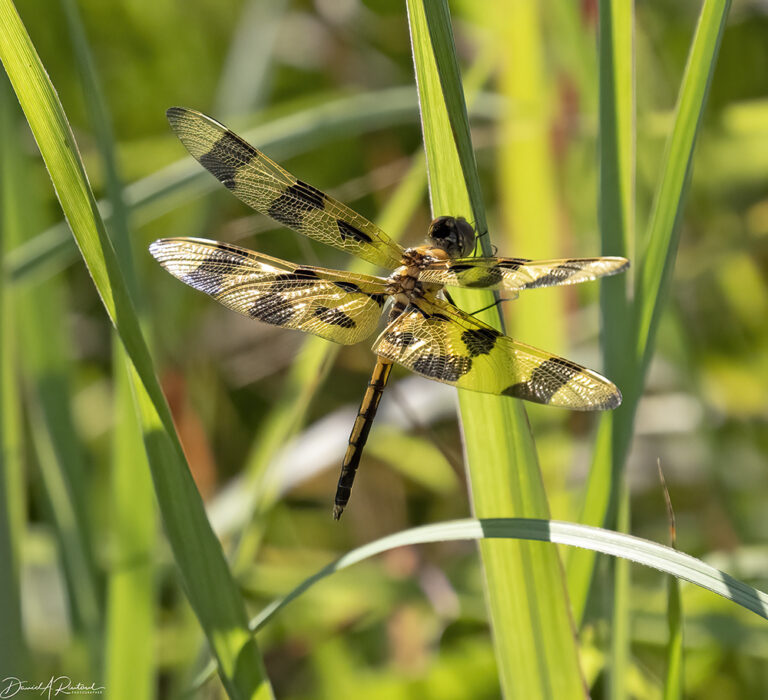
top-left (1, 0), bottom-right (764, 698)
top-left (0, 0), bottom-right (271, 695)
top-left (408, 0), bottom-right (585, 696)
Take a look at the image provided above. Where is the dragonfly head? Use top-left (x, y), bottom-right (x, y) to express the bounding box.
top-left (426, 216), bottom-right (475, 258)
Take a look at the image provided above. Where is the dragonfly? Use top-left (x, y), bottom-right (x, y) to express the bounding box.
top-left (150, 107), bottom-right (629, 519)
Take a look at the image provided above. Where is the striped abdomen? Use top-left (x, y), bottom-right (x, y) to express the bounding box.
top-left (333, 357), bottom-right (393, 519)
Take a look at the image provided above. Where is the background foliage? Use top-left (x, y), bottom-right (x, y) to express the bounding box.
top-left (1, 0), bottom-right (767, 698)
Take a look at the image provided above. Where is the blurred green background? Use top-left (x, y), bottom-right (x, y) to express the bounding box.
top-left (1, 0), bottom-right (767, 698)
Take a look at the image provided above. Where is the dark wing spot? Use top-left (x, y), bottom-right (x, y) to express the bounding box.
top-left (267, 181), bottom-right (326, 229)
top-left (334, 280), bottom-right (362, 294)
top-left (314, 306), bottom-right (356, 328)
top-left (412, 354), bottom-right (472, 382)
top-left (461, 328), bottom-right (501, 357)
top-left (182, 262), bottom-right (226, 295)
top-left (268, 269), bottom-right (321, 292)
top-left (271, 269), bottom-right (320, 283)
top-left (548, 356), bottom-right (583, 374)
top-left (522, 263), bottom-right (580, 289)
top-left (496, 258), bottom-right (529, 270)
top-left (180, 249), bottom-right (235, 294)
top-left (502, 357), bottom-right (581, 404)
top-left (199, 132), bottom-right (255, 190)
top-left (337, 219), bottom-right (372, 244)
top-left (332, 280), bottom-right (387, 307)
top-left (369, 293), bottom-right (387, 307)
top-left (447, 263), bottom-right (473, 272)
top-left (293, 180), bottom-right (326, 208)
top-left (203, 241), bottom-right (249, 257)
top-left (249, 293), bottom-right (295, 326)
top-left (293, 267), bottom-right (321, 278)
top-left (384, 331), bottom-right (417, 347)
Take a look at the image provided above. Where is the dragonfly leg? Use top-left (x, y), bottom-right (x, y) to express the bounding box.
top-left (443, 291), bottom-right (508, 317)
top-left (467, 297), bottom-right (508, 317)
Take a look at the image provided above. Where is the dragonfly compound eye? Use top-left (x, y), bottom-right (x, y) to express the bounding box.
top-left (427, 216), bottom-right (475, 258)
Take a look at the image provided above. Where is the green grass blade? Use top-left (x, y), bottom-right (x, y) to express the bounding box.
top-left (20, 274), bottom-right (103, 660)
top-left (0, 3), bottom-right (272, 696)
top-left (598, 0), bottom-right (635, 266)
top-left (566, 0), bottom-right (636, 626)
top-left (58, 1), bottom-right (157, 693)
top-left (105, 353), bottom-right (155, 700)
top-left (661, 467), bottom-right (684, 700)
top-left (417, 2), bottom-right (486, 235)
top-left (191, 513), bottom-right (768, 693)
top-left (407, 2), bottom-right (585, 697)
top-left (597, 0), bottom-right (635, 394)
top-left (494, 0), bottom-right (565, 353)
top-left (663, 575), bottom-right (684, 700)
top-left (610, 490), bottom-right (631, 700)
top-left (634, 0), bottom-right (731, 373)
top-left (0, 317), bottom-right (25, 679)
top-left (4, 69), bottom-right (103, 664)
top-left (250, 518), bottom-right (768, 632)
top-left (59, 0), bottom-right (134, 284)
top-left (567, 0), bottom-right (732, 634)
top-left (574, 3), bottom-right (635, 697)
top-left (0, 75), bottom-right (28, 679)
top-left (0, 277), bottom-right (25, 681)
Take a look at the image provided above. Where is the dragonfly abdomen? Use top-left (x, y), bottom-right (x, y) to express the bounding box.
top-left (333, 357), bottom-right (394, 519)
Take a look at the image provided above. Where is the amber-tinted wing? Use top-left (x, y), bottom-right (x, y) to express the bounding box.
top-left (373, 294), bottom-right (621, 410)
top-left (150, 238), bottom-right (389, 345)
top-left (166, 107), bottom-right (405, 270)
top-left (417, 256), bottom-right (629, 291)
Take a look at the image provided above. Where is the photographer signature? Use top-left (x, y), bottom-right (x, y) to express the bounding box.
top-left (0, 677), bottom-right (104, 698)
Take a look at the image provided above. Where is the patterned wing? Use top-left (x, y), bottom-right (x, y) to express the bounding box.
top-left (373, 295), bottom-right (621, 410)
top-left (150, 238), bottom-right (389, 345)
top-left (418, 256), bottom-right (629, 291)
top-left (166, 107), bottom-right (405, 270)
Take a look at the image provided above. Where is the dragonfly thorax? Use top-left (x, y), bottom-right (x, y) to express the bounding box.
top-left (389, 246), bottom-right (449, 301)
top-left (386, 266), bottom-right (428, 302)
top-left (426, 216), bottom-right (475, 258)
